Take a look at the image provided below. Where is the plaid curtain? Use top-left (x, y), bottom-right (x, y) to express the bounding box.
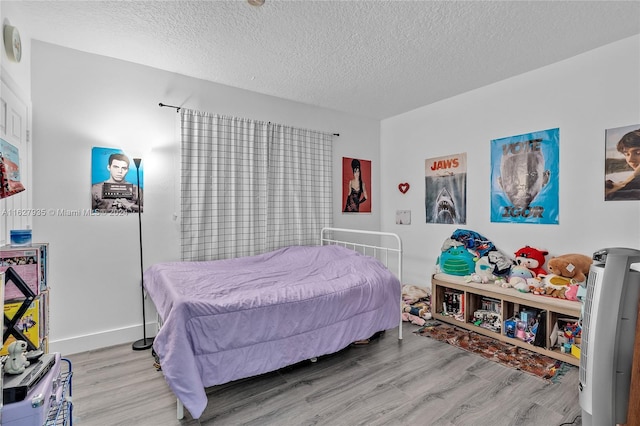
top-left (180, 110), bottom-right (333, 260)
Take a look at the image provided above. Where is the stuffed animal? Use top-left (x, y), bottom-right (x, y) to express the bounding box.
top-left (514, 246), bottom-right (549, 277)
top-left (564, 284), bottom-right (579, 301)
top-left (401, 301), bottom-right (430, 319)
top-left (486, 249), bottom-right (513, 278)
top-left (402, 312), bottom-right (427, 326)
top-left (473, 256), bottom-right (497, 282)
top-left (402, 284), bottom-right (430, 305)
top-left (504, 265), bottom-right (535, 289)
top-left (4, 340), bottom-right (30, 375)
top-left (438, 242), bottom-right (476, 276)
top-left (547, 253), bottom-right (593, 283)
top-left (534, 274), bottom-right (573, 298)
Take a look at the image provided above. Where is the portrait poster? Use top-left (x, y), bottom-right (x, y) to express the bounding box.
top-left (604, 124), bottom-right (640, 201)
top-left (490, 128), bottom-right (559, 224)
top-left (0, 138), bottom-right (26, 199)
top-left (91, 147), bottom-right (144, 213)
top-left (425, 152), bottom-right (467, 224)
top-left (342, 157), bottom-right (371, 213)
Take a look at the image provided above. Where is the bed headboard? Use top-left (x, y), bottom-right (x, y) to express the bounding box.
top-left (320, 227), bottom-right (402, 283)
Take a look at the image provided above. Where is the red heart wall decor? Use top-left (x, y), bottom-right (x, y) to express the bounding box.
top-left (398, 183), bottom-right (410, 194)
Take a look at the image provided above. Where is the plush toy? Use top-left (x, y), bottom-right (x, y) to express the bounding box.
top-left (564, 284), bottom-right (579, 301)
top-left (473, 256), bottom-right (497, 283)
top-left (402, 284), bottom-right (430, 305)
top-left (4, 340), bottom-right (30, 375)
top-left (486, 249), bottom-right (513, 278)
top-left (438, 242), bottom-right (476, 276)
top-left (401, 301), bottom-right (430, 318)
top-left (402, 312), bottom-right (427, 326)
top-left (504, 265), bottom-right (535, 289)
top-left (534, 273), bottom-right (573, 298)
top-left (465, 273), bottom-right (486, 284)
top-left (547, 253), bottom-right (593, 283)
top-left (514, 246), bottom-right (549, 277)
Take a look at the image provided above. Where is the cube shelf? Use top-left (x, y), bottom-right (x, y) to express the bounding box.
top-left (432, 273), bottom-right (582, 366)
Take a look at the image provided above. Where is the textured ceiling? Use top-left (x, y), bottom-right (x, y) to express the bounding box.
top-left (10, 0), bottom-right (640, 119)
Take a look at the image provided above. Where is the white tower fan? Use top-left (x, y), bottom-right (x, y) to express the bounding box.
top-left (579, 247), bottom-right (640, 426)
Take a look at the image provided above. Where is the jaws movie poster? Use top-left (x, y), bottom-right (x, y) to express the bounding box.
top-left (490, 128), bottom-right (559, 224)
top-left (425, 153), bottom-right (467, 224)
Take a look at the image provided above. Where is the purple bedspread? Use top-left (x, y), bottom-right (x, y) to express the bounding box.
top-left (144, 245), bottom-right (401, 419)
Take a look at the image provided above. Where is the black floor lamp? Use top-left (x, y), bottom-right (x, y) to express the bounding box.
top-left (132, 157), bottom-right (154, 351)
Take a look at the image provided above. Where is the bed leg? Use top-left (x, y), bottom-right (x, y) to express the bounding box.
top-left (177, 398), bottom-right (184, 420)
top-left (399, 317), bottom-right (403, 340)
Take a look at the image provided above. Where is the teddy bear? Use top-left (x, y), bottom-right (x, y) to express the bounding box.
top-left (514, 246), bottom-right (549, 277)
top-left (4, 340), bottom-right (30, 375)
top-left (547, 253), bottom-right (593, 283)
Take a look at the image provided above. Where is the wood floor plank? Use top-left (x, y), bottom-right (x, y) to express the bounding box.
top-left (65, 322), bottom-right (582, 425)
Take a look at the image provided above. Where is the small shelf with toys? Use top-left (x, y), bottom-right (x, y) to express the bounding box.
top-left (431, 272), bottom-right (582, 366)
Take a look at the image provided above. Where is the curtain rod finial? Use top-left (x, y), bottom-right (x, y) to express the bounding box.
top-left (159, 102), bottom-right (181, 113)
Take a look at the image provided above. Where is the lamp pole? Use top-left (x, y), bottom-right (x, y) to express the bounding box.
top-left (132, 158), bottom-right (153, 350)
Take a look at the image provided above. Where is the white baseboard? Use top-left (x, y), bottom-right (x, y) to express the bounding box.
top-left (48, 322), bottom-right (158, 356)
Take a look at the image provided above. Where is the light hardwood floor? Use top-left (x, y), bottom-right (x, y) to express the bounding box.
top-left (65, 322), bottom-right (582, 426)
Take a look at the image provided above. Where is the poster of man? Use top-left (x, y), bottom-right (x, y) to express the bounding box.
top-left (91, 147), bottom-right (143, 213)
top-left (425, 153), bottom-right (467, 224)
top-left (343, 157), bottom-right (371, 213)
top-left (604, 124), bottom-right (640, 201)
top-left (490, 128), bottom-right (558, 224)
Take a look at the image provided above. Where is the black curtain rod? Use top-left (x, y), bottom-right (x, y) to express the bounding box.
top-left (160, 102), bottom-right (339, 136)
top-left (159, 102), bottom-right (181, 112)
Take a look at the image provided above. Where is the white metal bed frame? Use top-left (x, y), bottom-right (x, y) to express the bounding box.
top-left (320, 227), bottom-right (403, 340)
top-left (167, 227), bottom-right (403, 419)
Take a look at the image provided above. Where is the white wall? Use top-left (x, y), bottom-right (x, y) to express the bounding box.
top-left (0, 2), bottom-right (34, 245)
top-left (0, 1), bottom-right (32, 97)
top-left (381, 35), bottom-right (640, 287)
top-left (30, 41), bottom-right (381, 355)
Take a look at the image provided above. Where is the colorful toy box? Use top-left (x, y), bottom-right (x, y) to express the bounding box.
top-left (0, 245), bottom-right (42, 301)
top-left (1, 297), bottom-right (41, 355)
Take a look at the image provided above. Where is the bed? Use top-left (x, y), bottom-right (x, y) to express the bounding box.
top-left (144, 227), bottom-right (403, 420)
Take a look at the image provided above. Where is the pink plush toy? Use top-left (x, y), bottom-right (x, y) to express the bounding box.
top-left (564, 284), bottom-right (579, 301)
top-left (402, 312), bottom-right (426, 326)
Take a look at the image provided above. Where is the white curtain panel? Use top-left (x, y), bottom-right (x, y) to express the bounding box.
top-left (180, 109), bottom-right (333, 261)
top-left (180, 110), bottom-right (269, 260)
top-left (266, 123), bottom-right (333, 251)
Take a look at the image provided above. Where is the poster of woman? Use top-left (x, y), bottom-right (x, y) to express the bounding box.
top-left (425, 152), bottom-right (467, 224)
top-left (490, 128), bottom-right (559, 224)
top-left (343, 157), bottom-right (371, 213)
top-left (91, 147), bottom-right (143, 213)
top-left (604, 124), bottom-right (640, 201)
